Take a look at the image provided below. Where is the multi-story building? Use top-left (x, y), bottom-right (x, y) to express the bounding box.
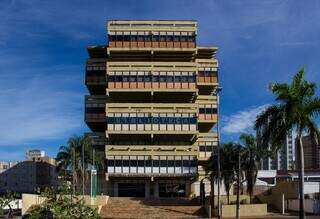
top-left (300, 135), bottom-right (320, 170)
top-left (0, 153), bottom-right (58, 193)
top-left (0, 161), bottom-right (19, 174)
top-left (85, 20), bottom-right (219, 198)
top-left (260, 132), bottom-right (294, 171)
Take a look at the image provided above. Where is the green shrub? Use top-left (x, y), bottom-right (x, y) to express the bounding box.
top-left (25, 185), bottom-right (101, 219)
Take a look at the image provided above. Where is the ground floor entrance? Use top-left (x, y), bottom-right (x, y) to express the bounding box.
top-left (109, 178), bottom-right (192, 198)
top-left (118, 183), bottom-right (145, 197)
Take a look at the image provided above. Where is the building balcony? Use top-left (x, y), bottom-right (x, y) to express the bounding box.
top-left (197, 133), bottom-right (218, 160)
top-left (86, 132), bottom-right (107, 147)
top-left (85, 95), bottom-right (107, 131)
top-left (86, 60), bottom-right (107, 94)
top-left (106, 114), bottom-right (197, 134)
top-left (106, 145), bottom-right (197, 156)
top-left (106, 154), bottom-right (197, 177)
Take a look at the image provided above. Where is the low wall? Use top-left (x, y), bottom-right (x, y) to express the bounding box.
top-left (287, 199), bottom-right (320, 214)
top-left (22, 194), bottom-right (47, 215)
top-left (22, 194), bottom-right (109, 215)
top-left (210, 195), bottom-right (250, 207)
top-left (213, 204), bottom-right (267, 218)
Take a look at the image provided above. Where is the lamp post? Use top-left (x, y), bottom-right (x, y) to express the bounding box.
top-left (236, 143), bottom-right (241, 219)
top-left (214, 86), bottom-right (222, 219)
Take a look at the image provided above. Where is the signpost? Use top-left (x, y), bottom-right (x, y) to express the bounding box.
top-left (91, 167), bottom-right (97, 204)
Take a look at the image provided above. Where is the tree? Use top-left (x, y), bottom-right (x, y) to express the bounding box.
top-left (26, 184), bottom-right (101, 219)
top-left (255, 68), bottom-right (320, 219)
top-left (240, 133), bottom-right (266, 203)
top-left (56, 134), bottom-right (104, 194)
top-left (207, 142), bottom-right (237, 205)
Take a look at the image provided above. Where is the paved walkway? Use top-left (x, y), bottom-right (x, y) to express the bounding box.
top-left (101, 197), bottom-right (207, 218)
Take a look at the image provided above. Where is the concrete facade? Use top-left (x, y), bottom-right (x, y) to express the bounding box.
top-left (0, 156), bottom-right (58, 194)
top-left (300, 135), bottom-right (320, 170)
top-left (260, 132), bottom-right (294, 171)
top-left (85, 20), bottom-right (219, 198)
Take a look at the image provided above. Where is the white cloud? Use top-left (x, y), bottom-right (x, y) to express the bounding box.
top-left (222, 104), bottom-right (270, 134)
top-left (0, 64), bottom-right (85, 146)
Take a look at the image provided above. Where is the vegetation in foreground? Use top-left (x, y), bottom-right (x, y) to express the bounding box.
top-left (0, 192), bottom-right (19, 218)
top-left (24, 185), bottom-right (101, 219)
top-left (255, 68), bottom-right (320, 218)
top-left (207, 68), bottom-right (320, 219)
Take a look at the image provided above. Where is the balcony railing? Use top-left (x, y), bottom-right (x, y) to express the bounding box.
top-left (85, 76), bottom-right (106, 85)
top-left (108, 33), bottom-right (196, 49)
top-left (107, 71), bottom-right (196, 90)
top-left (106, 155), bottom-right (197, 175)
top-left (85, 113), bottom-right (105, 122)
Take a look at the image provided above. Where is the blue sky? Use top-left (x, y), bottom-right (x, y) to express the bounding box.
top-left (0, 0), bottom-right (320, 161)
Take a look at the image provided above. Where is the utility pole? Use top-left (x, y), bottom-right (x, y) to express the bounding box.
top-left (236, 144), bottom-right (241, 219)
top-left (82, 143), bottom-right (85, 196)
top-left (215, 86), bottom-right (222, 219)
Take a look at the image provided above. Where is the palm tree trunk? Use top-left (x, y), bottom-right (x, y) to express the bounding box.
top-left (297, 135), bottom-right (305, 219)
top-left (210, 176), bottom-right (215, 212)
top-left (227, 189), bottom-right (230, 205)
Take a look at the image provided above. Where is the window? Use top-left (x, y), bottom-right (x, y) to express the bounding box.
top-left (115, 76), bottom-right (122, 82)
top-left (188, 36), bottom-right (195, 42)
top-left (167, 76), bottom-right (174, 82)
top-left (107, 159), bottom-right (114, 166)
top-left (174, 36), bottom-right (180, 42)
top-left (137, 35), bottom-right (144, 42)
top-left (123, 160), bottom-right (129, 166)
top-left (145, 160), bottom-right (152, 167)
top-left (159, 75), bottom-right (166, 82)
top-left (115, 160), bottom-right (122, 166)
top-left (123, 35), bottom-right (130, 41)
top-left (160, 160), bottom-right (167, 167)
top-left (129, 76), bottom-right (136, 82)
top-left (182, 160), bottom-right (189, 166)
top-left (181, 76), bottom-right (188, 82)
top-left (175, 160), bottom-right (182, 166)
top-left (160, 35), bottom-right (166, 42)
top-left (167, 35), bottom-right (174, 41)
top-left (109, 35), bottom-right (116, 41)
top-left (153, 160), bottom-right (159, 167)
top-left (137, 76), bottom-right (144, 82)
top-left (145, 75), bottom-right (152, 82)
top-left (123, 76), bottom-right (129, 82)
top-left (188, 75), bottom-right (196, 82)
top-left (152, 35), bottom-right (159, 42)
top-left (181, 36), bottom-right (187, 42)
top-left (131, 35), bottom-right (137, 41)
top-left (116, 35), bottom-right (124, 41)
top-left (108, 75), bottom-right (115, 81)
top-left (139, 160), bottom-right (146, 166)
top-left (152, 75), bottom-right (159, 82)
top-left (130, 160), bottom-right (137, 166)
top-left (168, 160), bottom-right (174, 166)
top-left (145, 35), bottom-right (151, 42)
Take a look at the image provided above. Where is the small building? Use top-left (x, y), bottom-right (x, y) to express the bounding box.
top-left (0, 154), bottom-right (58, 194)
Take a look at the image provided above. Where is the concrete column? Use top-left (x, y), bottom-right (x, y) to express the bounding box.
top-left (186, 180), bottom-right (191, 197)
top-left (145, 181), bottom-right (150, 198)
top-left (114, 181), bottom-right (118, 197)
top-left (154, 181), bottom-right (159, 198)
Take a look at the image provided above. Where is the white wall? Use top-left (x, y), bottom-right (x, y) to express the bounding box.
top-left (287, 199), bottom-right (320, 214)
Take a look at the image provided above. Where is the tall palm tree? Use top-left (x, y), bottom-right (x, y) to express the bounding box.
top-left (255, 68), bottom-right (320, 219)
top-left (56, 134), bottom-right (99, 194)
top-left (240, 133), bottom-right (266, 203)
top-left (208, 142), bottom-right (237, 205)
